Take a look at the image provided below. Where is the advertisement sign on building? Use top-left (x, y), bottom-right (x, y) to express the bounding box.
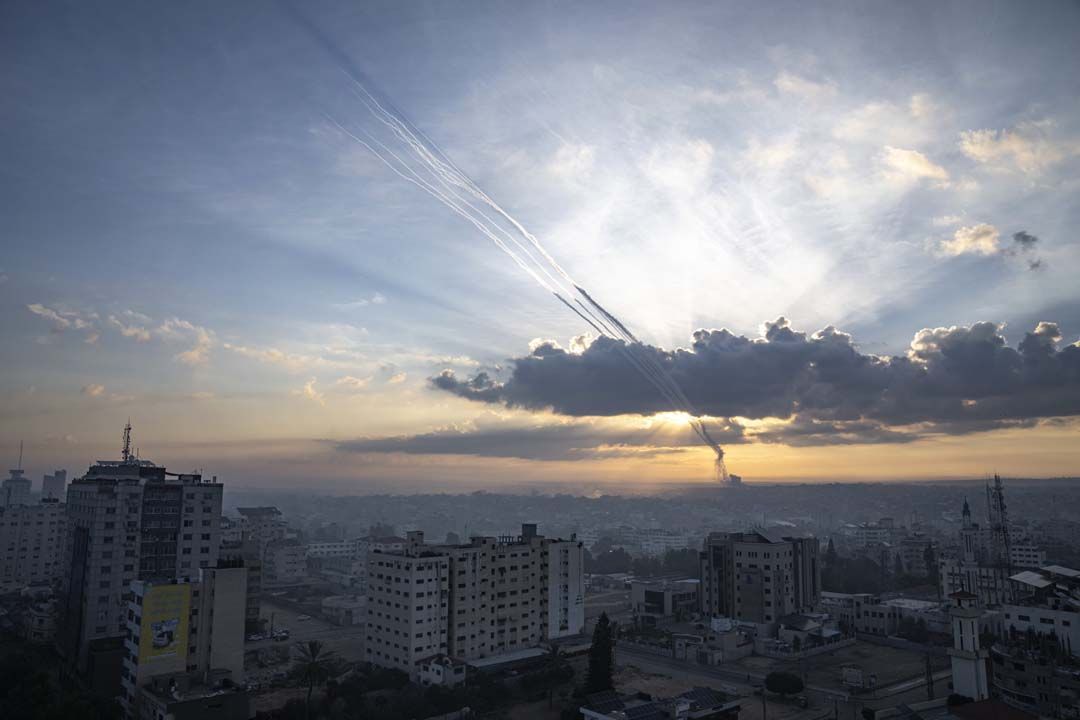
top-left (138, 584), bottom-right (190, 663)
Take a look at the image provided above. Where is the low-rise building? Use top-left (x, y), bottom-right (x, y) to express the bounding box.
top-left (23, 598), bottom-right (57, 643)
top-left (417, 654), bottom-right (467, 688)
top-left (321, 595), bottom-right (366, 626)
top-left (631, 578), bottom-right (699, 622)
top-left (580, 687), bottom-right (741, 720)
top-left (137, 671), bottom-right (250, 720)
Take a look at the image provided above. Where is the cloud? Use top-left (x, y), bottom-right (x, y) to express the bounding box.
top-left (548, 143), bottom-right (596, 181)
top-left (224, 343), bottom-right (323, 372)
top-left (744, 136), bottom-right (798, 170)
top-left (431, 318), bottom-right (1080, 440)
top-left (932, 214), bottom-right (964, 227)
top-left (334, 415), bottom-right (745, 461)
top-left (337, 375), bottom-right (372, 390)
top-left (881, 146), bottom-right (949, 185)
top-left (387, 372), bottom-right (408, 385)
top-left (774, 71), bottom-right (837, 100)
top-left (334, 292), bottom-right (387, 309)
top-left (938, 223), bottom-right (1000, 257)
top-left (163, 320), bottom-right (213, 366)
top-left (108, 315), bottom-right (152, 342)
top-left (295, 377), bottom-right (325, 406)
top-left (190, 391), bottom-right (215, 400)
top-left (959, 121), bottom-right (1080, 176)
top-left (26, 303), bottom-right (95, 332)
top-left (81, 383), bottom-right (106, 397)
top-left (1006, 231), bottom-right (1045, 271)
top-left (641, 139), bottom-right (714, 192)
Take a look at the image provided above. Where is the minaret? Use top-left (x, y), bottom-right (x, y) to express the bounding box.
top-left (960, 498), bottom-right (979, 564)
top-left (947, 591), bottom-right (989, 701)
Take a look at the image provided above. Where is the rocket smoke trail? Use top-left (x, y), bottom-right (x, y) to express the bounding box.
top-left (293, 8), bottom-right (731, 481)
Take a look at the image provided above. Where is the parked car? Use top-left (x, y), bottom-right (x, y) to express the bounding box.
top-left (246, 633), bottom-right (264, 642)
top-left (297, 614), bottom-right (311, 621)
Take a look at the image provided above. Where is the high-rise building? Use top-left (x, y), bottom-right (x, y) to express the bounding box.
top-left (2, 467), bottom-right (32, 507)
top-left (0, 497), bottom-right (67, 592)
top-left (58, 427), bottom-right (223, 699)
top-left (42, 469), bottom-right (68, 500)
top-left (699, 530), bottom-right (821, 624)
top-left (365, 525), bottom-right (584, 679)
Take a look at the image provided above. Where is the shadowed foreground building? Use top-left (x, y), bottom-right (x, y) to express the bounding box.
top-left (57, 433), bottom-right (223, 700)
top-left (699, 530), bottom-right (820, 625)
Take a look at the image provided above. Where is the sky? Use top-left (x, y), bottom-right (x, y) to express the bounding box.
top-left (2, 0), bottom-right (1079, 492)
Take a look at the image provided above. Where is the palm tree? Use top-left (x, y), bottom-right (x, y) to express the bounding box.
top-left (292, 640), bottom-right (339, 720)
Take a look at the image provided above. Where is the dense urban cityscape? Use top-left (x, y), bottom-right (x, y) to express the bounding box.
top-left (1, 424), bottom-right (1079, 719)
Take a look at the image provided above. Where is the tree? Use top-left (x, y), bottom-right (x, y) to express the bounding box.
top-left (292, 640), bottom-right (340, 720)
top-left (663, 548), bottom-right (701, 577)
top-left (825, 538), bottom-right (838, 567)
top-left (586, 613), bottom-right (615, 693)
top-left (593, 536), bottom-right (616, 555)
top-left (924, 543), bottom-right (939, 587)
top-left (893, 555), bottom-right (905, 577)
top-left (765, 671), bottom-right (804, 697)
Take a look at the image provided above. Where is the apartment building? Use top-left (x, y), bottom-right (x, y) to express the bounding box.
top-left (0, 497), bottom-right (66, 592)
top-left (1, 465), bottom-right (32, 507)
top-left (365, 525), bottom-right (584, 679)
top-left (263, 540), bottom-right (306, 586)
top-left (119, 563), bottom-right (247, 720)
top-left (42, 469), bottom-right (68, 500)
top-left (58, 452), bottom-right (222, 696)
top-left (699, 530), bottom-right (821, 625)
top-left (235, 507), bottom-right (286, 563)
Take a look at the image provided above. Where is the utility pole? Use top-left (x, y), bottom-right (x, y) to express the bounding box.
top-left (925, 652), bottom-right (934, 700)
top-left (760, 686), bottom-right (767, 720)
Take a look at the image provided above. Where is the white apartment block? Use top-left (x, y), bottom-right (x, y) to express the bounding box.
top-left (365, 542), bottom-right (450, 676)
top-left (0, 498), bottom-right (66, 592)
top-left (852, 523), bottom-right (891, 548)
top-left (365, 525), bottom-right (584, 679)
top-left (306, 540), bottom-right (356, 559)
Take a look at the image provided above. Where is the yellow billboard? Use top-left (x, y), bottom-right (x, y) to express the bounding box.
top-left (138, 583), bottom-right (191, 663)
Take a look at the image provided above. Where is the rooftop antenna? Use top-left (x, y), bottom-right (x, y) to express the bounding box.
top-left (17, 440), bottom-right (23, 471)
top-left (122, 420), bottom-right (133, 464)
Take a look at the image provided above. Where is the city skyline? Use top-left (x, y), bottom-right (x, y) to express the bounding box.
top-left (3, 1), bottom-right (1080, 490)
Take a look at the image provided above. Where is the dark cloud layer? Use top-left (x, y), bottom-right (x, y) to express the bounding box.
top-left (335, 418), bottom-right (744, 461)
top-left (432, 319), bottom-right (1080, 431)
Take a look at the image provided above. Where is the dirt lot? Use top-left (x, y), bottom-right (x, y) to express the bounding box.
top-left (729, 641), bottom-right (948, 692)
